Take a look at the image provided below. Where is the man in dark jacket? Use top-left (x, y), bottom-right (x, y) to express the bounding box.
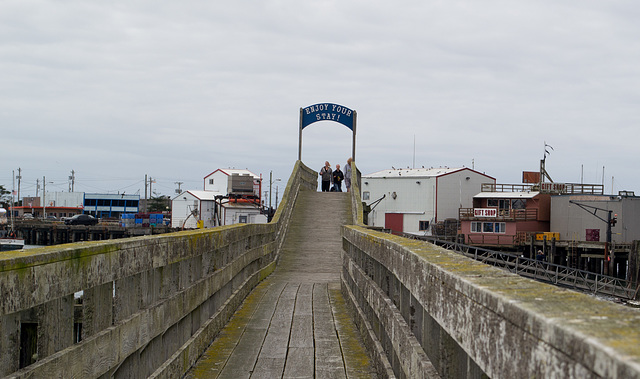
top-left (333, 164), bottom-right (344, 192)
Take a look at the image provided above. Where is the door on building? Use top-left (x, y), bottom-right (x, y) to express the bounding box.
top-left (385, 213), bottom-right (404, 235)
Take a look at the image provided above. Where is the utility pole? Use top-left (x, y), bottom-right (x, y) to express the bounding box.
top-left (175, 181), bottom-right (183, 195)
top-left (269, 171), bottom-right (272, 211)
top-left (569, 200), bottom-right (616, 276)
top-left (16, 168), bottom-right (21, 204)
top-left (144, 175), bottom-right (156, 212)
top-left (144, 174), bottom-right (148, 212)
top-left (43, 176), bottom-right (46, 219)
top-left (69, 170), bottom-right (75, 192)
top-left (11, 170), bottom-right (15, 221)
top-left (36, 179), bottom-right (40, 198)
top-left (268, 171), bottom-right (280, 221)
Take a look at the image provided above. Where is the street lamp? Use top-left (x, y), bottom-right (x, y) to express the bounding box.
top-left (42, 176), bottom-right (54, 219)
top-left (569, 200), bottom-right (617, 276)
top-left (269, 171), bottom-right (281, 211)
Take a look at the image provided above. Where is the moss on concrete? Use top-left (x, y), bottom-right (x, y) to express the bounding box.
top-left (328, 284), bottom-right (378, 378)
top-left (184, 281), bottom-right (271, 379)
top-left (345, 224), bottom-right (640, 372)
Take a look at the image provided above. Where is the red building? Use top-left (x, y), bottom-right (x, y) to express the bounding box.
top-left (459, 183), bottom-right (551, 247)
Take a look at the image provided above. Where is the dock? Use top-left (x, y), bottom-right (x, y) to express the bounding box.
top-left (185, 190), bottom-right (378, 378)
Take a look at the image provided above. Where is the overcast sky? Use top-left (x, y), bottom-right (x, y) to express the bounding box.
top-left (2, 1), bottom-right (639, 202)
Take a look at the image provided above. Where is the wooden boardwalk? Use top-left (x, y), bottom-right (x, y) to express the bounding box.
top-left (184, 191), bottom-right (377, 379)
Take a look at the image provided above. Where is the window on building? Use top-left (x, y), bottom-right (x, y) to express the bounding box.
top-left (472, 222), bottom-right (506, 233)
top-left (512, 199), bottom-right (526, 209)
top-left (239, 215), bottom-right (248, 223)
top-left (419, 221), bottom-right (429, 231)
top-left (487, 199), bottom-right (498, 207)
top-left (363, 191), bottom-right (370, 200)
top-left (209, 179), bottom-right (214, 185)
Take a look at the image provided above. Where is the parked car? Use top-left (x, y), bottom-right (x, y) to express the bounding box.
top-left (64, 214), bottom-right (98, 226)
top-left (22, 213), bottom-right (34, 220)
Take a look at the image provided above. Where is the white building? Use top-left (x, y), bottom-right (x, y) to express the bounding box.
top-left (221, 201), bottom-right (268, 225)
top-left (362, 167), bottom-right (495, 235)
top-left (171, 168), bottom-right (266, 229)
top-left (171, 191), bottom-right (218, 229)
top-left (41, 192), bottom-right (84, 208)
top-left (203, 169), bottom-right (261, 195)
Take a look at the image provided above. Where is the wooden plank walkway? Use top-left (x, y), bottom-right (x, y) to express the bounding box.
top-left (184, 191), bottom-right (378, 378)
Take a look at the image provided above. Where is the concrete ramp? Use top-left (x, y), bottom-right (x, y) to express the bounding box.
top-left (185, 191), bottom-right (377, 378)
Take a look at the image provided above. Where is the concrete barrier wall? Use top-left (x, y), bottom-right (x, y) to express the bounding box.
top-left (341, 225), bottom-right (640, 378)
top-left (0, 161), bottom-right (317, 378)
top-left (349, 160), bottom-right (363, 226)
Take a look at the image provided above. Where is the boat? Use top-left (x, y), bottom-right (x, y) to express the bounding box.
top-left (0, 236), bottom-right (25, 251)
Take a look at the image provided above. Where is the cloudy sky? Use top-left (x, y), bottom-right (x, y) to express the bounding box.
top-left (2, 1), bottom-right (639, 202)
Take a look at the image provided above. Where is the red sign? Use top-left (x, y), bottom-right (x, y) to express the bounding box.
top-left (474, 208), bottom-right (497, 217)
top-left (522, 171), bottom-right (540, 184)
top-left (585, 229), bottom-right (600, 242)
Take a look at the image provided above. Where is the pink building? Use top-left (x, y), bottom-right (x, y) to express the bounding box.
top-left (459, 184), bottom-right (551, 247)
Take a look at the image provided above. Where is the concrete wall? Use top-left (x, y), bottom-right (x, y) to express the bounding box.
top-left (0, 160), bottom-right (317, 378)
top-left (341, 225), bottom-right (640, 378)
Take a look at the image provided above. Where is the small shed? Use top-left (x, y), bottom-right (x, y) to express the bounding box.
top-left (171, 190), bottom-right (267, 229)
top-left (171, 190), bottom-right (219, 229)
top-left (221, 201), bottom-right (268, 225)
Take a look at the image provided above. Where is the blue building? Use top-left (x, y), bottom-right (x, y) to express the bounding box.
top-left (83, 193), bottom-right (140, 218)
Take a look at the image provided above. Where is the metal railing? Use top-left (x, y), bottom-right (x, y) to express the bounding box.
top-left (459, 208), bottom-right (538, 221)
top-left (404, 234), bottom-right (639, 301)
top-left (480, 182), bottom-right (604, 195)
top-left (465, 233), bottom-right (518, 246)
top-left (481, 183), bottom-right (534, 192)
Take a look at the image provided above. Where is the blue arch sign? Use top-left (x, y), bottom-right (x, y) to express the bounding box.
top-left (298, 103), bottom-right (357, 161)
top-left (301, 103), bottom-right (355, 130)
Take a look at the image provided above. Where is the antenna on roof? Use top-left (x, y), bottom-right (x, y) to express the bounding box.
top-left (544, 141), bottom-right (554, 160)
top-left (540, 141), bottom-right (554, 183)
top-left (413, 134), bottom-right (416, 169)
